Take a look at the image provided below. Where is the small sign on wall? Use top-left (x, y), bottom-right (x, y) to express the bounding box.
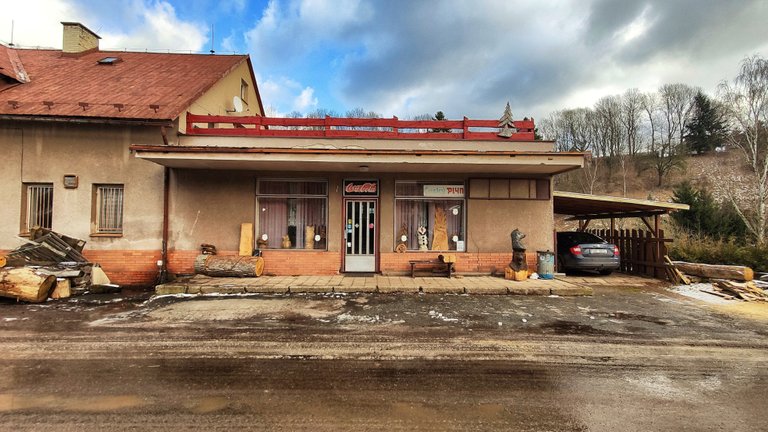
top-left (423, 184), bottom-right (465, 197)
top-left (344, 179), bottom-right (379, 197)
top-left (63, 175), bottom-right (78, 189)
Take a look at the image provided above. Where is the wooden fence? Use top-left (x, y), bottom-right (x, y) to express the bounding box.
top-left (587, 228), bottom-right (672, 280)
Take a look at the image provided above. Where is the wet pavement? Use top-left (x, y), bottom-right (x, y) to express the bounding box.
top-left (1, 279), bottom-right (767, 431)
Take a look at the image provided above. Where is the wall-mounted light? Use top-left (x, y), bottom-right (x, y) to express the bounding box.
top-left (359, 165), bottom-right (369, 172)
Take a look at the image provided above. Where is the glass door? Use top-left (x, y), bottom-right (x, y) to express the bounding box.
top-left (344, 199), bottom-right (377, 272)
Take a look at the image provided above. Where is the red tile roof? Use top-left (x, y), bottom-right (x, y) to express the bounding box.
top-left (0, 45), bottom-right (250, 121)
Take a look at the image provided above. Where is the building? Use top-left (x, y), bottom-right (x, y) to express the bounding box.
top-left (0, 23), bottom-right (262, 284)
top-left (1, 23), bottom-right (586, 285)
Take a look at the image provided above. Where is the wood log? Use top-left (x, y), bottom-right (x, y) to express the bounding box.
top-left (51, 279), bottom-right (72, 299)
top-left (194, 255), bottom-right (264, 277)
top-left (0, 255), bottom-right (6, 267)
top-left (0, 267), bottom-right (56, 303)
top-left (673, 261), bottom-right (754, 281)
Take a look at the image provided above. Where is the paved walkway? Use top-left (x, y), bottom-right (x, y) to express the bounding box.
top-left (155, 273), bottom-right (664, 296)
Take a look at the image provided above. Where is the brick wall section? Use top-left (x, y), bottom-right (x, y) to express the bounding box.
top-left (82, 250), bottom-right (162, 286)
top-left (380, 252), bottom-right (538, 275)
top-left (168, 250), bottom-right (342, 276)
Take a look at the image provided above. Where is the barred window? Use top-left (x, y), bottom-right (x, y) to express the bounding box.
top-left (22, 183), bottom-right (53, 233)
top-left (93, 184), bottom-right (124, 234)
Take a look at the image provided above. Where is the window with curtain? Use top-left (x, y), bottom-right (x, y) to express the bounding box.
top-left (92, 184), bottom-right (124, 234)
top-left (395, 181), bottom-right (466, 251)
top-left (257, 180), bottom-right (328, 250)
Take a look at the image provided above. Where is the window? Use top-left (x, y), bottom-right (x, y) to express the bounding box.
top-left (92, 184), bottom-right (124, 234)
top-left (257, 180), bottom-right (327, 250)
top-left (21, 183), bottom-right (53, 233)
top-left (395, 181), bottom-right (466, 251)
top-left (240, 79), bottom-right (249, 104)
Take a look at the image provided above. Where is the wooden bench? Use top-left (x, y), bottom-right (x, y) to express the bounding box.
top-left (409, 256), bottom-right (453, 278)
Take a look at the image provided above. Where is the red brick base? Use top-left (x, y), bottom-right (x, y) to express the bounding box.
top-left (2, 248), bottom-right (540, 284)
top-left (82, 250), bottom-right (162, 286)
top-left (380, 252), bottom-right (536, 275)
top-left (168, 250), bottom-right (343, 276)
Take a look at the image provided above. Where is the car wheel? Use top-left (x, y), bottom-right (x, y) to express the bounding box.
top-left (598, 270), bottom-right (613, 276)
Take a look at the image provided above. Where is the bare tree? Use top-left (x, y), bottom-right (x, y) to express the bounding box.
top-left (639, 86), bottom-right (690, 186)
top-left (621, 89), bottom-right (644, 155)
top-left (718, 55), bottom-right (768, 244)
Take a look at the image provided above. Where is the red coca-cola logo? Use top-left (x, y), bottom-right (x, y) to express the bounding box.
top-left (345, 182), bottom-right (377, 193)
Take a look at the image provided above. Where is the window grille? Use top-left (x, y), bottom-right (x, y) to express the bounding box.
top-left (24, 183), bottom-right (54, 232)
top-left (95, 185), bottom-right (124, 234)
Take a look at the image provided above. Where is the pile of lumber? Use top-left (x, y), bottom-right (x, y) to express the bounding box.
top-left (709, 280), bottom-right (768, 302)
top-left (664, 256), bottom-right (691, 285)
top-left (5, 228), bottom-right (87, 266)
top-left (1, 228), bottom-right (116, 303)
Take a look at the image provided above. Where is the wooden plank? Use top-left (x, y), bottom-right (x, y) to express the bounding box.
top-left (239, 223), bottom-right (254, 257)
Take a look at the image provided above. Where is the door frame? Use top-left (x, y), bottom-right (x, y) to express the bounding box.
top-left (341, 197), bottom-right (380, 273)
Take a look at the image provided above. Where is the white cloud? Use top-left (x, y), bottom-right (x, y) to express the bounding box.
top-left (0, 0), bottom-right (82, 48)
top-left (0, 0), bottom-right (207, 53)
top-left (100, 1), bottom-right (207, 52)
top-left (257, 74), bottom-right (319, 115)
top-left (293, 86), bottom-right (318, 111)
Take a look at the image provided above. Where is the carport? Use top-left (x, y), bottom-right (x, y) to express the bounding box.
top-left (553, 191), bottom-right (690, 279)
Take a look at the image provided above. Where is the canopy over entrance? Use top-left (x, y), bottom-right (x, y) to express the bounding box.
top-left (554, 191), bottom-right (689, 222)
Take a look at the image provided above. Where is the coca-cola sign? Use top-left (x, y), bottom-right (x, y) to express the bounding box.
top-left (344, 180), bottom-right (379, 197)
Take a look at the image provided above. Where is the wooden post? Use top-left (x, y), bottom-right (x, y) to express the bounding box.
top-left (239, 223), bottom-right (254, 256)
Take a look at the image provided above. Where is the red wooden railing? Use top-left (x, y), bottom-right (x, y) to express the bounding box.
top-left (185, 113), bottom-right (536, 141)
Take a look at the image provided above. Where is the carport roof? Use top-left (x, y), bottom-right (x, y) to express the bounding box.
top-left (553, 191), bottom-right (689, 220)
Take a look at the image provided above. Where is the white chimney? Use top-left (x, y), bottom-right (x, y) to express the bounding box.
top-left (61, 22), bottom-right (101, 54)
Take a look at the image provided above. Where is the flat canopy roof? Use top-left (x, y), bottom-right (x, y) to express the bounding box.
top-left (554, 191), bottom-right (689, 220)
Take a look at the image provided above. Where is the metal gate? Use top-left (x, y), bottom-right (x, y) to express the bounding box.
top-left (344, 200), bottom-right (377, 272)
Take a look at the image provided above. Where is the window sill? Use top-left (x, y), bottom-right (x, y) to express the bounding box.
top-left (90, 233), bottom-right (123, 238)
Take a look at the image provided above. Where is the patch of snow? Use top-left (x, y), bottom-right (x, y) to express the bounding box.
top-left (669, 283), bottom-right (732, 305)
top-left (3, 317), bottom-right (18, 322)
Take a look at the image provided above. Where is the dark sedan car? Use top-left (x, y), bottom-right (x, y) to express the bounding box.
top-left (556, 231), bottom-right (620, 275)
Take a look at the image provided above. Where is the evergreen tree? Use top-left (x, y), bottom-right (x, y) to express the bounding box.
top-left (685, 91), bottom-right (727, 154)
top-left (671, 181), bottom-right (747, 240)
top-left (431, 111), bottom-right (450, 133)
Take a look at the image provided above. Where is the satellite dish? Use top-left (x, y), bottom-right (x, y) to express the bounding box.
top-left (232, 96), bottom-right (244, 113)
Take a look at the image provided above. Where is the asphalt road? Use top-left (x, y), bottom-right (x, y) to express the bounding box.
top-left (1, 285), bottom-right (767, 431)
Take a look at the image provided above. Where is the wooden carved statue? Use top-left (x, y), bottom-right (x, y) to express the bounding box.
top-left (509, 228), bottom-right (527, 272)
top-left (305, 225), bottom-right (315, 249)
top-left (431, 206), bottom-right (449, 251)
top-left (281, 235), bottom-right (292, 249)
top-left (417, 226), bottom-right (429, 251)
top-left (511, 228), bottom-right (526, 251)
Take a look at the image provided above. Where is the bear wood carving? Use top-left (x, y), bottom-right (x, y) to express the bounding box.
top-left (281, 235), bottom-right (292, 249)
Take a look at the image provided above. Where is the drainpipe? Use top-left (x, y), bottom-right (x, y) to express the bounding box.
top-left (160, 166), bottom-right (170, 283)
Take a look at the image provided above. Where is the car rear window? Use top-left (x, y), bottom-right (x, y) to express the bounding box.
top-left (560, 232), bottom-right (607, 244)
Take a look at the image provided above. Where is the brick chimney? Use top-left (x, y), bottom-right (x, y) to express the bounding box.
top-left (61, 22), bottom-right (101, 54)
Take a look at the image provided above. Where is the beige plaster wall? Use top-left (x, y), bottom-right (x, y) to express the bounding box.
top-left (0, 122), bottom-right (165, 250)
top-left (466, 198), bottom-right (554, 253)
top-left (179, 60), bottom-right (261, 132)
top-left (169, 169), bottom-right (256, 251)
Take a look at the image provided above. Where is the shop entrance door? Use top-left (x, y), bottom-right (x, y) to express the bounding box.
top-left (344, 199), bottom-right (377, 272)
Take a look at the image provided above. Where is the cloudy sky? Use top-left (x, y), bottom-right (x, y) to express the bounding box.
top-left (3, 0), bottom-right (767, 121)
